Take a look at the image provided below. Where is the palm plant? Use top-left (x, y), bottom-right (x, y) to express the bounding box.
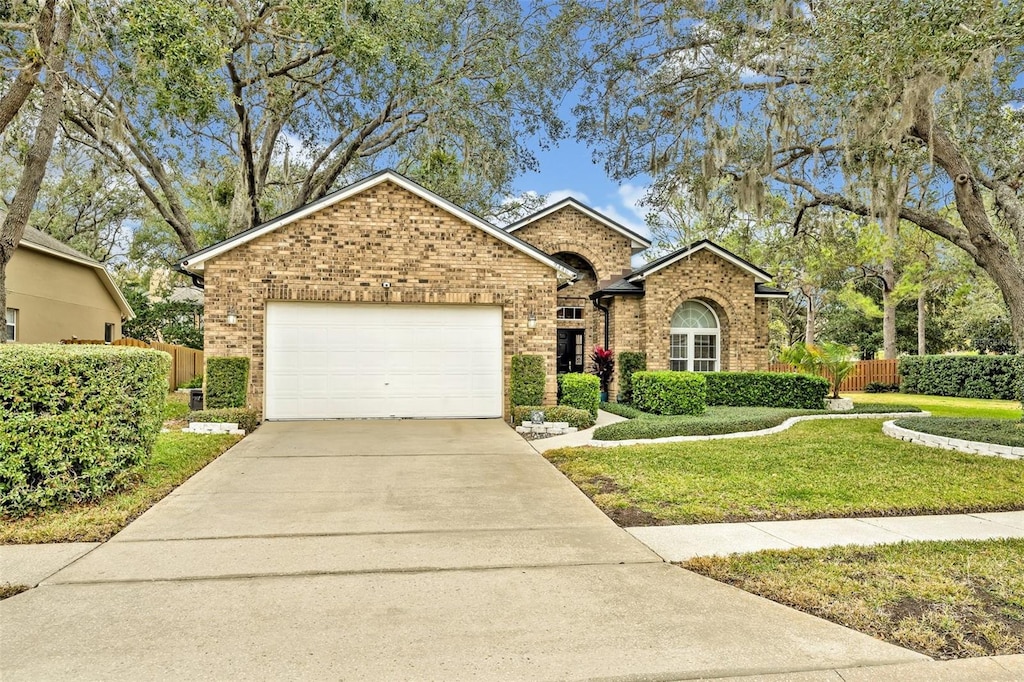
top-left (780, 342), bottom-right (857, 399)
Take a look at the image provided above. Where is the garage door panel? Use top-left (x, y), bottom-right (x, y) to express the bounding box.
top-left (266, 303), bottom-right (502, 419)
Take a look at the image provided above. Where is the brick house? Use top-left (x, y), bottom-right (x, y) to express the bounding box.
top-left (178, 170), bottom-right (784, 419)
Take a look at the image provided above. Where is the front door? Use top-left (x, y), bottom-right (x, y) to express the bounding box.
top-left (557, 328), bottom-right (586, 374)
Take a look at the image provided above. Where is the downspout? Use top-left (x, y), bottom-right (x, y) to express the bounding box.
top-left (592, 296), bottom-right (610, 349)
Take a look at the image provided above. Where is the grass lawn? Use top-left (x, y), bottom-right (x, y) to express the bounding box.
top-left (163, 392), bottom-right (191, 423)
top-left (849, 392), bottom-right (1021, 419)
top-left (594, 403), bottom-right (921, 440)
top-left (544, 419), bottom-right (1024, 525)
top-left (683, 539), bottom-right (1024, 659)
top-left (0, 432), bottom-right (240, 544)
top-left (896, 417), bottom-right (1024, 448)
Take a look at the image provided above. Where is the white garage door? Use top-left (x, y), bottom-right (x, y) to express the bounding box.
top-left (265, 303), bottom-right (503, 419)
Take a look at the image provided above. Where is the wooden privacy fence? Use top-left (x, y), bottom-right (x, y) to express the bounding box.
top-left (768, 358), bottom-right (900, 393)
top-left (61, 338), bottom-right (204, 390)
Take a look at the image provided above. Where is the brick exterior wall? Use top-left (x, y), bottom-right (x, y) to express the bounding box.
top-left (203, 180), bottom-right (559, 417)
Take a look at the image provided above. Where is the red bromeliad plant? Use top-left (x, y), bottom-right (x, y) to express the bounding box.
top-left (590, 346), bottom-right (615, 393)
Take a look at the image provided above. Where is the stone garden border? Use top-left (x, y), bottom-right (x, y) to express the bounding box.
top-left (587, 411), bottom-right (931, 447)
top-left (883, 420), bottom-right (1024, 460)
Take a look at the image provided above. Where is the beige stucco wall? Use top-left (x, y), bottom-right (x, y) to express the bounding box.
top-left (202, 180), bottom-right (559, 417)
top-left (6, 247), bottom-right (122, 344)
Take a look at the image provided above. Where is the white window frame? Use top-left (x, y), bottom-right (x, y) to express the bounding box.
top-left (556, 306), bottom-right (584, 320)
top-left (5, 308), bottom-right (16, 342)
top-left (669, 301), bottom-right (720, 372)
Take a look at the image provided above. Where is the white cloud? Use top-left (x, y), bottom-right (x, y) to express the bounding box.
top-left (595, 203), bottom-right (651, 239)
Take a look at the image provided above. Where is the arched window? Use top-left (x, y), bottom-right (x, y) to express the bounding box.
top-left (670, 300), bottom-right (720, 372)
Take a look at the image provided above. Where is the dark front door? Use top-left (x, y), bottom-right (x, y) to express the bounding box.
top-left (557, 328), bottom-right (586, 374)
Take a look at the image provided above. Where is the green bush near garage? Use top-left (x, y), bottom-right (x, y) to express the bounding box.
top-left (510, 354), bottom-right (546, 408)
top-left (899, 355), bottom-right (1024, 401)
top-left (205, 357), bottom-right (250, 409)
top-left (0, 344), bottom-right (169, 516)
top-left (631, 371), bottom-right (707, 415)
top-left (617, 351), bottom-right (646, 403)
top-left (559, 372), bottom-right (601, 417)
top-left (188, 408), bottom-right (261, 434)
top-left (511, 405), bottom-right (595, 429)
top-left (705, 372), bottom-right (829, 410)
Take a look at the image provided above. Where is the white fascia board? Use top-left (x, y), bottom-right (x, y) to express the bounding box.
top-left (19, 241), bottom-right (135, 319)
top-left (628, 242), bottom-right (771, 283)
top-left (506, 198), bottom-right (652, 250)
top-left (754, 292), bottom-right (790, 299)
top-left (181, 171), bottom-right (576, 279)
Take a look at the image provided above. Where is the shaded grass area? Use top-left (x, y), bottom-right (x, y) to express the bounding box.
top-left (594, 402), bottom-right (921, 441)
top-left (683, 539), bottom-right (1024, 660)
top-left (849, 392), bottom-right (1021, 419)
top-left (0, 432), bottom-right (240, 544)
top-left (544, 420), bottom-right (1024, 525)
top-left (896, 417), bottom-right (1024, 448)
top-left (162, 392), bottom-right (191, 422)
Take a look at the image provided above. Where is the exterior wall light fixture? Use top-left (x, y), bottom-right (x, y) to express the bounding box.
top-left (527, 312), bottom-right (537, 329)
top-left (226, 307), bottom-right (238, 326)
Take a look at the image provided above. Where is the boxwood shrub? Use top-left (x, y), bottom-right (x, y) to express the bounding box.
top-left (617, 351), bottom-right (646, 403)
top-left (899, 355), bottom-right (1024, 401)
top-left (0, 344), bottom-right (170, 516)
top-left (511, 405), bottom-right (595, 429)
top-left (510, 354), bottom-right (546, 407)
top-left (705, 372), bottom-right (829, 410)
top-left (559, 373), bottom-right (601, 417)
top-left (189, 408), bottom-right (261, 434)
top-left (205, 357), bottom-right (250, 409)
top-left (631, 371), bottom-right (707, 415)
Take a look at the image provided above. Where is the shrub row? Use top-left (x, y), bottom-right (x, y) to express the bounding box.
top-left (559, 373), bottom-right (601, 417)
top-left (0, 345), bottom-right (169, 516)
top-left (617, 351), bottom-right (647, 403)
top-left (631, 371), bottom-right (707, 415)
top-left (894, 417), bottom-right (1024, 448)
top-left (189, 408), bottom-right (261, 434)
top-left (705, 372), bottom-right (829, 410)
top-left (510, 355), bottom-right (545, 407)
top-left (510, 405), bottom-right (596, 429)
top-left (599, 401), bottom-right (650, 419)
top-left (899, 355), bottom-right (1023, 401)
top-left (205, 357), bottom-right (250, 409)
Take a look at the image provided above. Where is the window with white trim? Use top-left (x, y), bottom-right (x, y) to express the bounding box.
top-left (669, 300), bottom-right (719, 371)
top-left (5, 308), bottom-right (16, 342)
top-left (556, 306), bottom-right (584, 320)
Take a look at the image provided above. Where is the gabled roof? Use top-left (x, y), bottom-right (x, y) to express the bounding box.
top-left (505, 197), bottom-right (652, 253)
top-left (627, 239), bottom-right (773, 284)
top-left (589, 278), bottom-right (645, 298)
top-left (178, 170), bottom-right (577, 280)
top-left (18, 226), bottom-right (135, 318)
top-left (755, 283), bottom-right (789, 298)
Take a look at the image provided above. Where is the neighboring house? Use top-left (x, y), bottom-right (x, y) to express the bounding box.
top-left (178, 170), bottom-right (785, 420)
top-left (5, 227), bottom-right (134, 344)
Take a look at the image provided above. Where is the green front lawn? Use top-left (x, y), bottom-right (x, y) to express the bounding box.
top-left (849, 392), bottom-right (1021, 419)
top-left (683, 539), bottom-right (1024, 660)
top-left (0, 432), bottom-right (240, 544)
top-left (544, 419), bottom-right (1024, 525)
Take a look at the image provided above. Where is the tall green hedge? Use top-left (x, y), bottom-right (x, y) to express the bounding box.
top-left (0, 344), bottom-right (170, 516)
top-left (900, 355), bottom-right (1024, 400)
top-left (631, 371), bottom-right (707, 415)
top-left (205, 357), bottom-right (250, 409)
top-left (705, 372), bottom-right (829, 410)
top-left (510, 354), bottom-right (546, 407)
top-left (559, 372), bottom-right (601, 417)
top-left (617, 351), bottom-right (647, 403)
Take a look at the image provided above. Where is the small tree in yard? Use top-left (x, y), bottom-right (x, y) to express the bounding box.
top-left (780, 342), bottom-right (857, 400)
top-left (590, 346), bottom-right (615, 396)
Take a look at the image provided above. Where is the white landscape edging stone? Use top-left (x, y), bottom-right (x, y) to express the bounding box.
top-left (586, 411), bottom-right (931, 448)
top-left (183, 422), bottom-right (245, 436)
top-left (882, 420), bottom-right (1024, 460)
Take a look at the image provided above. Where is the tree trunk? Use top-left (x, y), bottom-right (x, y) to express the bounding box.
top-left (880, 171), bottom-right (908, 360)
top-left (917, 288), bottom-right (927, 356)
top-left (0, 4), bottom-right (72, 343)
top-left (803, 289), bottom-right (815, 345)
top-left (882, 258), bottom-right (897, 359)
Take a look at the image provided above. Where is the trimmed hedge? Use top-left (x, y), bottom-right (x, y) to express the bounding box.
top-left (511, 405), bottom-right (596, 429)
top-left (894, 417), bottom-right (1024, 448)
top-left (617, 351), bottom-right (646, 403)
top-left (900, 355), bottom-right (1024, 401)
top-left (0, 344), bottom-right (170, 516)
top-left (705, 372), bottom-right (829, 410)
top-left (189, 408), bottom-right (260, 434)
top-left (631, 371), bottom-right (707, 416)
top-left (599, 401), bottom-right (650, 419)
top-left (205, 357), bottom-right (250, 409)
top-left (559, 373), bottom-right (601, 417)
top-left (510, 354), bottom-right (545, 407)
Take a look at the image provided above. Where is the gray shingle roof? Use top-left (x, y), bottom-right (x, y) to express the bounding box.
top-left (20, 226), bottom-right (99, 264)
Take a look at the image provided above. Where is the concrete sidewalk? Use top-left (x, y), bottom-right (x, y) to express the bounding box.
top-left (1, 419), bottom-right (926, 680)
top-left (628, 511), bottom-right (1024, 561)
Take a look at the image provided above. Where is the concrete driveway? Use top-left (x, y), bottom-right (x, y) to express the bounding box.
top-left (1, 420), bottom-right (924, 680)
